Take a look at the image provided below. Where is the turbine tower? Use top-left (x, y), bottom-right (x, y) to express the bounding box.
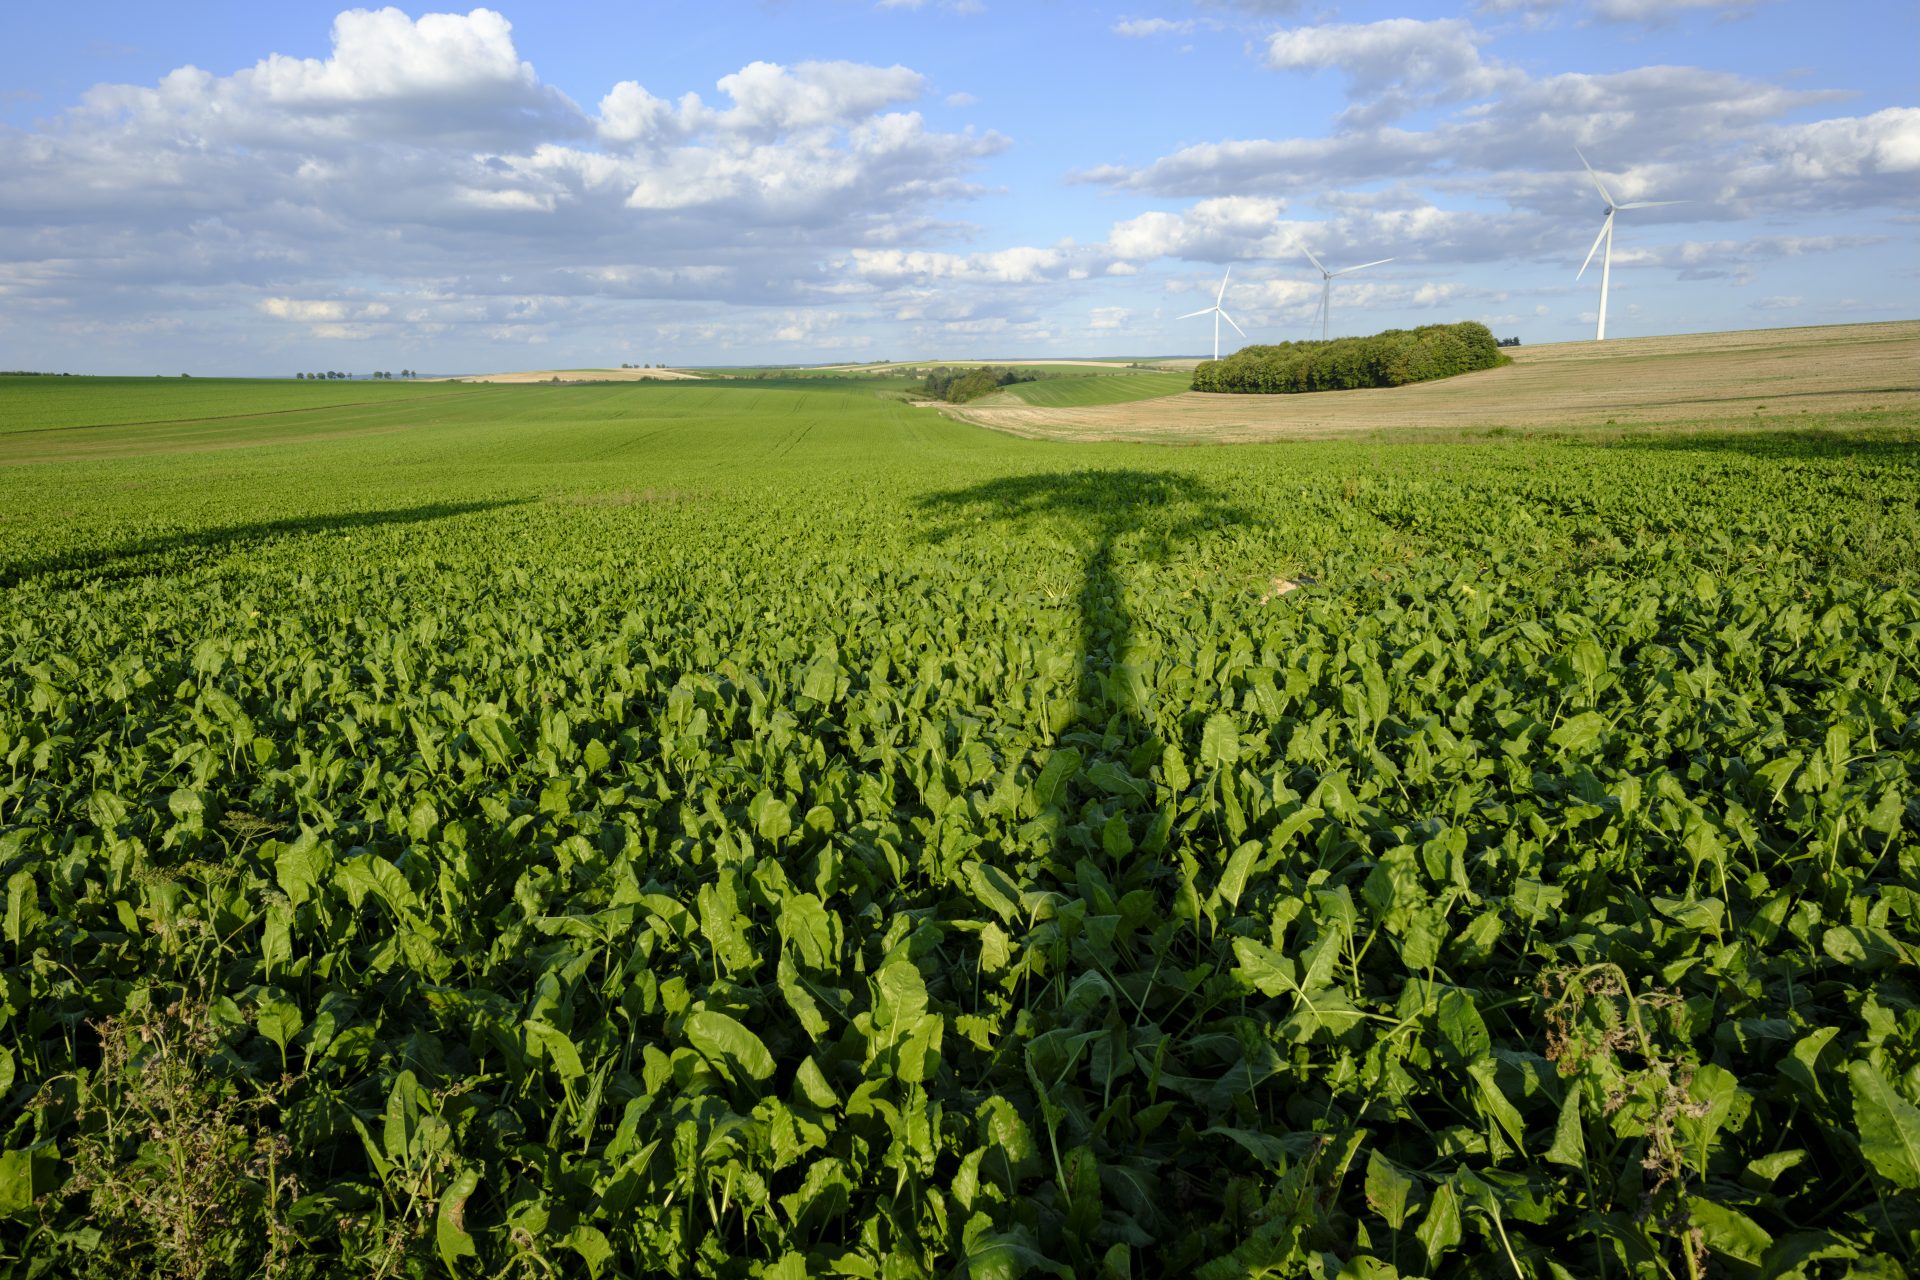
top-left (1575, 148), bottom-right (1680, 341)
top-left (1179, 267), bottom-right (1245, 360)
top-left (1304, 248), bottom-right (1393, 341)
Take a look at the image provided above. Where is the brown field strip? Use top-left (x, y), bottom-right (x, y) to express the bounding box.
top-left (943, 320), bottom-right (1920, 443)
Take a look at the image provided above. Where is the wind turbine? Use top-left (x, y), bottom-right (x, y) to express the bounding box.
top-left (1304, 248), bottom-right (1394, 341)
top-left (1179, 267), bottom-right (1245, 360)
top-left (1575, 148), bottom-right (1681, 341)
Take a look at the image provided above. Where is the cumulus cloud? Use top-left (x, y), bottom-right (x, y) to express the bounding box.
top-left (1076, 48), bottom-right (1905, 233)
top-left (1109, 197), bottom-right (1291, 261)
top-left (715, 61), bottom-right (925, 133)
top-left (248, 7), bottom-right (533, 105)
top-left (1263, 18), bottom-right (1521, 123)
top-left (0, 9), bottom-right (1009, 364)
top-left (845, 244), bottom-right (1089, 284)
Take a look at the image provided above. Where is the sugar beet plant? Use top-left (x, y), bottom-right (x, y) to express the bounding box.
top-left (0, 384), bottom-right (1917, 1278)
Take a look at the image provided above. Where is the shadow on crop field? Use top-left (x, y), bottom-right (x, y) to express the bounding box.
top-left (0, 498), bottom-right (529, 590)
top-left (1588, 423), bottom-right (1920, 469)
top-left (917, 469), bottom-right (1249, 742)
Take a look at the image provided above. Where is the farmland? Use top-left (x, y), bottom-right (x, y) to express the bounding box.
top-left (1, 365), bottom-right (1918, 1277)
top-left (989, 373), bottom-right (1193, 408)
top-left (951, 320), bottom-right (1920, 442)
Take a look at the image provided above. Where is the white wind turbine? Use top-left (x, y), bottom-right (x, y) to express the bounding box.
top-left (1575, 147), bottom-right (1681, 341)
top-left (1304, 248), bottom-right (1394, 341)
top-left (1179, 266), bottom-right (1245, 360)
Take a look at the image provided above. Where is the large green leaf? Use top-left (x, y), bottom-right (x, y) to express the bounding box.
top-left (685, 1008), bottom-right (775, 1082)
top-left (1849, 1061), bottom-right (1920, 1189)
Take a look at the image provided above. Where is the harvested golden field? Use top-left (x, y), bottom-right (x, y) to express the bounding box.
top-left (425, 367), bottom-right (703, 383)
top-left (944, 320), bottom-right (1919, 442)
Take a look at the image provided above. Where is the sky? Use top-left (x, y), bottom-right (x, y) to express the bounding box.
top-left (0, 0), bottom-right (1913, 373)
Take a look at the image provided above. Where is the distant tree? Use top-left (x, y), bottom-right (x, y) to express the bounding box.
top-left (296, 372), bottom-right (305, 380)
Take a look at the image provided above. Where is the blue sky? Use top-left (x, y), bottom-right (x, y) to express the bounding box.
top-left (0, 0), bottom-right (1912, 372)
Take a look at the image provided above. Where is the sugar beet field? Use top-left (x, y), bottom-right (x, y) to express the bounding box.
top-left (1, 375), bottom-right (1917, 1278)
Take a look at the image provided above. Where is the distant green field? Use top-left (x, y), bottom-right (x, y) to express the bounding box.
top-left (3, 375), bottom-right (1917, 1277)
top-left (0, 374), bottom-right (464, 435)
top-left (996, 371), bottom-right (1192, 407)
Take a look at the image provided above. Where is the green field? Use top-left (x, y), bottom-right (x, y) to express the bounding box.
top-left (2, 377), bottom-right (1918, 1277)
top-left (994, 372), bottom-right (1192, 407)
top-left (0, 375), bottom-right (460, 434)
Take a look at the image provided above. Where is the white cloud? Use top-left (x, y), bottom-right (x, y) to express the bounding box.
top-left (716, 61), bottom-right (925, 134)
top-left (0, 12), bottom-right (1010, 364)
top-left (596, 82), bottom-right (696, 146)
top-left (261, 298), bottom-right (350, 322)
top-left (1263, 18), bottom-right (1521, 123)
top-left (1113, 18), bottom-right (1195, 37)
top-left (248, 7), bottom-right (532, 105)
top-left (1109, 196), bottom-right (1291, 260)
top-left (1089, 306), bottom-right (1131, 330)
top-left (846, 244), bottom-right (1084, 284)
top-left (1076, 54), bottom-right (1901, 232)
top-left (1590, 0), bottom-right (1768, 22)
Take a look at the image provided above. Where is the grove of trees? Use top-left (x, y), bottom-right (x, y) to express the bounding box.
top-left (1191, 321), bottom-right (1503, 394)
top-left (919, 365), bottom-right (1037, 404)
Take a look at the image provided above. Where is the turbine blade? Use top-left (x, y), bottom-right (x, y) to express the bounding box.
top-left (1331, 257), bottom-right (1395, 276)
top-left (1577, 213), bottom-right (1612, 280)
top-left (1302, 246), bottom-right (1327, 275)
top-left (1221, 310), bottom-right (1247, 338)
top-left (1177, 307), bottom-right (1214, 320)
top-left (1616, 199), bottom-right (1684, 209)
top-left (1574, 146), bottom-right (1614, 206)
top-left (1216, 266), bottom-right (1231, 305)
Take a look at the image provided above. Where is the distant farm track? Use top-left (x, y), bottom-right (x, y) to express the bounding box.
top-left (946, 320), bottom-right (1920, 442)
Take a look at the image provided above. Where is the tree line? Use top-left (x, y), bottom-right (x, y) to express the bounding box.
top-left (1191, 321), bottom-right (1504, 394)
top-left (918, 365), bottom-right (1037, 404)
top-left (296, 371), bottom-right (415, 380)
